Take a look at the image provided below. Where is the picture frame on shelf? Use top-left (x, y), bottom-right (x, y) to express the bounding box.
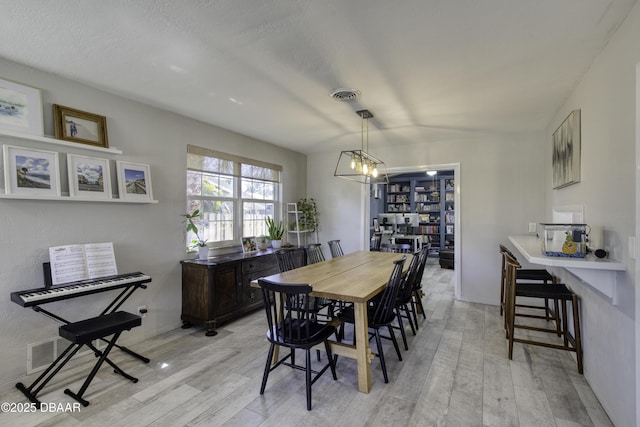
top-left (373, 218), bottom-right (380, 232)
top-left (242, 236), bottom-right (257, 253)
top-left (3, 144), bottom-right (60, 196)
top-left (0, 78), bottom-right (44, 136)
top-left (53, 104), bottom-right (109, 149)
top-left (67, 154), bottom-right (112, 199)
top-left (552, 109), bottom-right (581, 189)
top-left (116, 161), bottom-right (153, 201)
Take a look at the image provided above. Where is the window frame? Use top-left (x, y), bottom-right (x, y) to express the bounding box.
top-left (186, 145), bottom-right (282, 250)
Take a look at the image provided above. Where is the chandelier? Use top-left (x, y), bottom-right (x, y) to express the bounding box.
top-left (334, 109), bottom-right (389, 185)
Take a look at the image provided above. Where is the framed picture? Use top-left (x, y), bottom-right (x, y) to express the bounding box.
top-left (67, 154), bottom-right (112, 199)
top-left (373, 218), bottom-right (380, 232)
top-left (0, 78), bottom-right (44, 136)
top-left (242, 236), bottom-right (257, 253)
top-left (3, 144), bottom-right (60, 196)
top-left (116, 161), bottom-right (153, 201)
top-left (552, 109), bottom-right (581, 189)
top-left (53, 104), bottom-right (109, 149)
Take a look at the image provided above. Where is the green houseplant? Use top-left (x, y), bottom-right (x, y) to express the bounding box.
top-left (183, 209), bottom-right (209, 259)
top-left (296, 198), bottom-right (318, 232)
top-left (265, 217), bottom-right (285, 249)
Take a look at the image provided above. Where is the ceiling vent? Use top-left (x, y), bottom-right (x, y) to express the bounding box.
top-left (329, 88), bottom-right (360, 102)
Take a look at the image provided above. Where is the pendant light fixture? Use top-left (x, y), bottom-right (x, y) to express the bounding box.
top-left (334, 109), bottom-right (389, 185)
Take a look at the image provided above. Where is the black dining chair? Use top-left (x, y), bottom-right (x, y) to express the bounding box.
top-left (337, 256), bottom-right (406, 383)
top-left (274, 248), bottom-right (298, 272)
top-left (410, 243), bottom-right (431, 323)
top-left (305, 243), bottom-right (325, 264)
top-left (327, 240), bottom-right (344, 258)
top-left (258, 278), bottom-right (338, 410)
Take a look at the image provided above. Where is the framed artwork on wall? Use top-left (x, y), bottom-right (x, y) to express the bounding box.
top-left (3, 144), bottom-right (60, 196)
top-left (116, 161), bottom-right (153, 201)
top-left (0, 78), bottom-right (44, 136)
top-left (67, 154), bottom-right (112, 199)
top-left (53, 104), bottom-right (109, 149)
top-left (552, 109), bottom-right (581, 189)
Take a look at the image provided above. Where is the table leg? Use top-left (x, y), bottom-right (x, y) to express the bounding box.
top-left (354, 301), bottom-right (372, 393)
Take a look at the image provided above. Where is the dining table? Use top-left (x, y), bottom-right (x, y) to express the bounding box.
top-left (254, 250), bottom-right (411, 393)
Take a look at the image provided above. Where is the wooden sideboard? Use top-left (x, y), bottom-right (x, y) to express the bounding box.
top-left (180, 249), bottom-right (280, 336)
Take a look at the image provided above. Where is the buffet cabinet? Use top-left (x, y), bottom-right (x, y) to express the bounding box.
top-left (180, 250), bottom-right (279, 336)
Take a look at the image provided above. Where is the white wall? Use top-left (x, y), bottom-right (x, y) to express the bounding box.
top-left (0, 58), bottom-right (307, 389)
top-left (308, 130), bottom-right (546, 306)
top-left (543, 4), bottom-right (640, 426)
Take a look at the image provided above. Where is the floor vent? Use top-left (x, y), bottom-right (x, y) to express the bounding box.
top-left (27, 337), bottom-right (100, 374)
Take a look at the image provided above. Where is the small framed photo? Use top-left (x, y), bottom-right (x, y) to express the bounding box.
top-left (242, 236), bottom-right (257, 253)
top-left (116, 161), bottom-right (153, 201)
top-left (67, 154), bottom-right (112, 199)
top-left (0, 78), bottom-right (44, 136)
top-left (373, 218), bottom-right (380, 232)
top-left (53, 104), bottom-right (109, 149)
top-left (3, 144), bottom-right (60, 196)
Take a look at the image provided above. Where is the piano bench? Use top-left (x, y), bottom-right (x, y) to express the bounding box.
top-left (59, 311), bottom-right (141, 344)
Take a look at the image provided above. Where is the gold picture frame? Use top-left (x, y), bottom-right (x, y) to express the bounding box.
top-left (53, 104), bottom-right (109, 148)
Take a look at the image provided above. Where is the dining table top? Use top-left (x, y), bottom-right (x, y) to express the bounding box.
top-left (257, 250), bottom-right (411, 303)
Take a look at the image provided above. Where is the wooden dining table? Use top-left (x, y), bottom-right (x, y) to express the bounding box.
top-left (254, 250), bottom-right (411, 393)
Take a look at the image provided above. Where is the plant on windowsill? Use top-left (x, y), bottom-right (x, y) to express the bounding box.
top-left (265, 217), bottom-right (285, 249)
top-left (183, 209), bottom-right (209, 260)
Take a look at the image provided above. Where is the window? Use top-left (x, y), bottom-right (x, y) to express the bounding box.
top-left (186, 145), bottom-right (281, 248)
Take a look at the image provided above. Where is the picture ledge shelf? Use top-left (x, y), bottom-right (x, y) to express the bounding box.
top-left (0, 192), bottom-right (158, 204)
top-left (0, 129), bottom-right (123, 155)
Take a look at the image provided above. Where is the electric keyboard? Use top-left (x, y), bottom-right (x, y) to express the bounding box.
top-left (11, 272), bottom-right (151, 307)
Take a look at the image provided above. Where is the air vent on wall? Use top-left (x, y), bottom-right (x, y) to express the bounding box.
top-left (329, 88), bottom-right (360, 102)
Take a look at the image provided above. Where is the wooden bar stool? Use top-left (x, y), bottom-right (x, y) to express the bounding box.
top-left (499, 244), bottom-right (558, 327)
top-left (504, 252), bottom-right (583, 373)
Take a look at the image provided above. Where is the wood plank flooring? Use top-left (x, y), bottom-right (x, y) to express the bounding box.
top-left (1, 258), bottom-right (612, 426)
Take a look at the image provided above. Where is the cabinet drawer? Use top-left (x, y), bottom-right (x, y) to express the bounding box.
top-left (242, 255), bottom-right (276, 274)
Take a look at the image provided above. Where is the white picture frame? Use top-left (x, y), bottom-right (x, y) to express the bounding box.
top-left (116, 160), bottom-right (153, 201)
top-left (0, 78), bottom-right (44, 136)
top-left (242, 236), bottom-right (257, 253)
top-left (67, 154), bottom-right (112, 199)
top-left (3, 144), bottom-right (60, 196)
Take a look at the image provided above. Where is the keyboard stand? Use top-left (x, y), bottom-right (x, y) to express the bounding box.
top-left (15, 281), bottom-right (149, 405)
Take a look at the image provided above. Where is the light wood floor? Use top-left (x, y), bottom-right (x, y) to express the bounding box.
top-left (2, 258), bottom-right (612, 426)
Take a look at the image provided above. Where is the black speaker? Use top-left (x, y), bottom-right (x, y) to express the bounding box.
top-left (594, 249), bottom-right (607, 259)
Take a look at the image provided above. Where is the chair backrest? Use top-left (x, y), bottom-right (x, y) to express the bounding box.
top-left (275, 249), bottom-right (297, 272)
top-left (371, 256), bottom-right (406, 325)
top-left (327, 240), bottom-right (344, 258)
top-left (381, 243), bottom-right (412, 253)
top-left (503, 251), bottom-right (521, 319)
top-left (305, 243), bottom-right (325, 264)
top-left (397, 252), bottom-right (421, 304)
top-left (370, 234), bottom-right (382, 252)
top-left (258, 278), bottom-right (316, 345)
top-left (412, 244), bottom-right (431, 290)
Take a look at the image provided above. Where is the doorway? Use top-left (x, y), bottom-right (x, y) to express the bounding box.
top-left (366, 163), bottom-right (461, 300)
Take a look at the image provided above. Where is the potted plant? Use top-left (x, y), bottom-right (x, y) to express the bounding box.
top-left (265, 217), bottom-right (285, 249)
top-left (258, 235), bottom-right (268, 251)
top-left (183, 209), bottom-right (209, 260)
top-left (297, 198), bottom-right (318, 232)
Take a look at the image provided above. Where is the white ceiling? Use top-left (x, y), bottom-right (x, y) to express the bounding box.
top-left (0, 0), bottom-right (636, 154)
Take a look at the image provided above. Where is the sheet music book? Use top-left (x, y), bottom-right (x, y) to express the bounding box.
top-left (49, 242), bottom-right (118, 285)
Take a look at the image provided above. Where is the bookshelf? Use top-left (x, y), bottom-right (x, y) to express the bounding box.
top-left (379, 172), bottom-right (454, 253)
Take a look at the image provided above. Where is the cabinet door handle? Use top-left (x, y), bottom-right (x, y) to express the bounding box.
top-left (248, 263), bottom-right (255, 269)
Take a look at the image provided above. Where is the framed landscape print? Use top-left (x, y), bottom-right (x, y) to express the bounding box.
top-left (67, 154), bottom-right (112, 199)
top-left (0, 78), bottom-right (44, 136)
top-left (3, 144), bottom-right (60, 196)
top-left (552, 109), bottom-right (581, 189)
top-left (116, 161), bottom-right (153, 201)
top-left (53, 104), bottom-right (109, 149)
